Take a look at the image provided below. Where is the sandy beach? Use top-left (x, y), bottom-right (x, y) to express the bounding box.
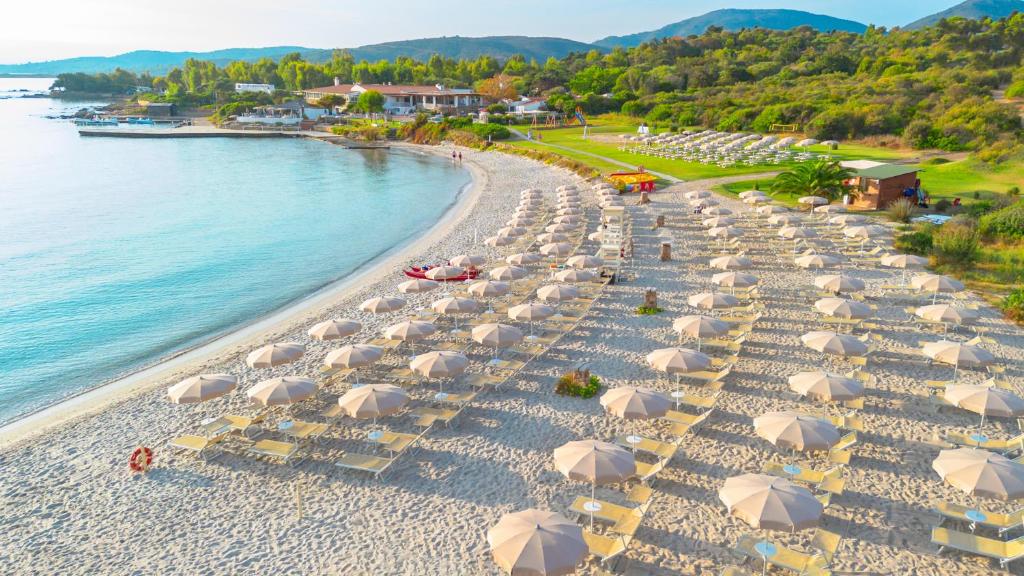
top-left (1, 146), bottom-right (1023, 576)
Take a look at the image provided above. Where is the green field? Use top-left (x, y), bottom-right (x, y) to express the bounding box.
top-left (917, 158), bottom-right (1023, 200)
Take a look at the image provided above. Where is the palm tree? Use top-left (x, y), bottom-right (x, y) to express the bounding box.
top-left (770, 158), bottom-right (854, 202)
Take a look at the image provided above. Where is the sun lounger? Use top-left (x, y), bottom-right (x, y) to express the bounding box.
top-left (932, 526), bottom-right (1024, 568)
top-left (569, 497), bottom-right (650, 525)
top-left (280, 420), bottom-right (330, 443)
top-left (335, 452), bottom-right (394, 479)
top-left (763, 461), bottom-right (828, 485)
top-left (665, 409), bottom-right (714, 438)
top-left (435, 390), bottom-right (477, 404)
top-left (946, 432), bottom-right (1024, 454)
top-left (613, 434), bottom-right (677, 459)
top-left (632, 457), bottom-right (669, 484)
top-left (831, 431), bottom-right (858, 452)
top-left (370, 430), bottom-right (422, 457)
top-left (935, 502), bottom-right (1024, 535)
top-left (720, 566), bottom-right (752, 576)
top-left (678, 365), bottom-right (732, 386)
top-left (247, 439), bottom-right (301, 466)
top-left (583, 531), bottom-right (632, 565)
top-left (734, 535), bottom-right (831, 575)
top-left (626, 484), bottom-right (654, 504)
top-left (222, 413), bottom-right (267, 438)
top-left (410, 406), bottom-right (462, 427)
top-left (676, 391), bottom-right (722, 411)
top-left (366, 337), bottom-right (403, 349)
top-left (703, 334), bottom-right (746, 352)
top-left (168, 431), bottom-right (230, 460)
top-left (461, 373), bottom-right (505, 389)
top-left (711, 355), bottom-right (740, 369)
top-left (818, 467), bottom-right (846, 495)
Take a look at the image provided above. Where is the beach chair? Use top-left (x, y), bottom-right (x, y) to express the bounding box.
top-left (810, 528), bottom-right (842, 563)
top-left (946, 432), bottom-right (1024, 455)
top-left (168, 430), bottom-right (230, 460)
top-left (734, 535), bottom-right (831, 575)
top-left (720, 566), bottom-right (752, 576)
top-left (711, 355), bottom-right (740, 369)
top-left (817, 467), bottom-right (846, 496)
top-left (679, 365), bottom-right (732, 386)
top-left (321, 403), bottom-right (344, 421)
top-left (371, 430), bottom-right (422, 457)
top-left (763, 461), bottom-right (827, 485)
top-left (665, 409), bottom-right (714, 438)
top-left (935, 502), bottom-right (1024, 535)
top-left (613, 434), bottom-right (677, 459)
top-left (410, 406), bottom-right (462, 428)
top-left (632, 457), bottom-right (669, 484)
top-left (583, 530), bottom-right (632, 565)
top-left (247, 439), bottom-right (301, 466)
top-left (932, 526), bottom-right (1024, 568)
top-left (677, 391), bottom-right (722, 411)
top-left (222, 412), bottom-right (267, 438)
top-left (335, 452), bottom-right (394, 479)
top-left (626, 484), bottom-right (654, 505)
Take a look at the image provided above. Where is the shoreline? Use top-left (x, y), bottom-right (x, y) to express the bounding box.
top-left (0, 142), bottom-right (486, 449)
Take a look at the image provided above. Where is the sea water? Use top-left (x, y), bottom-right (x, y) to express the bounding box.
top-left (0, 78), bottom-right (471, 424)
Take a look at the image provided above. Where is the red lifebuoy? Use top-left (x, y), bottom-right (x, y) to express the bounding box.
top-left (130, 446), bottom-right (153, 473)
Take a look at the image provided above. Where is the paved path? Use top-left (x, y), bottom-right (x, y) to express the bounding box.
top-left (509, 128), bottom-right (683, 182)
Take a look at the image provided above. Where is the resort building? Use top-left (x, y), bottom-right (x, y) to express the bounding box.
top-left (303, 80), bottom-right (485, 115)
top-left (508, 97), bottom-right (546, 114)
top-left (841, 160), bottom-right (921, 211)
top-left (235, 83), bottom-right (275, 94)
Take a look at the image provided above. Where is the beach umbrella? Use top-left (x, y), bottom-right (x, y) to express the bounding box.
top-left (798, 196), bottom-right (828, 206)
top-left (754, 411), bottom-right (840, 452)
top-left (566, 254), bottom-right (603, 269)
top-left (646, 347), bottom-right (712, 376)
top-left (945, 385), bottom-right (1024, 433)
top-left (912, 274), bottom-right (965, 304)
top-left (796, 138), bottom-right (819, 147)
top-left (688, 292), bottom-right (740, 310)
top-left (472, 323), bottom-right (524, 362)
top-left (708, 226), bottom-right (743, 239)
top-left (587, 231), bottom-right (604, 242)
top-left (719, 473), bottom-right (823, 532)
top-left (600, 386), bottom-right (671, 421)
top-left (506, 252), bottom-right (542, 266)
top-left (829, 214), bottom-right (865, 227)
top-left (881, 254), bottom-right (928, 286)
top-left (246, 376), bottom-right (317, 407)
top-left (431, 296), bottom-right (479, 331)
top-left (710, 255), bottom-right (753, 270)
top-left (739, 190), bottom-right (767, 199)
top-left (537, 284), bottom-right (579, 303)
top-left (359, 296), bottom-right (406, 314)
top-left (712, 271), bottom-right (758, 293)
top-left (490, 265), bottom-right (528, 282)
top-left (484, 235), bottom-right (515, 248)
top-left (337, 384), bottom-right (408, 423)
top-left (690, 198), bottom-right (718, 207)
top-left (757, 205), bottom-right (788, 216)
top-left (915, 304), bottom-right (979, 330)
top-left (702, 216), bottom-right (736, 228)
top-left (933, 448), bottom-right (1024, 501)
top-left (685, 190), bottom-right (712, 200)
top-left (520, 188), bottom-right (543, 198)
top-left (814, 297), bottom-right (872, 320)
top-left (814, 205), bottom-right (846, 215)
top-left (246, 342), bottom-right (305, 368)
top-left (167, 374), bottom-right (237, 404)
top-left (923, 340), bottom-right (995, 381)
top-left (486, 509), bottom-right (586, 576)
top-left (325, 344), bottom-right (383, 384)
top-left (778, 226), bottom-right (816, 240)
top-left (498, 226), bottom-right (528, 238)
top-left (508, 302), bottom-right (555, 338)
top-left (536, 232), bottom-right (570, 244)
top-left (744, 196), bottom-right (772, 205)
top-left (672, 315), bottom-right (729, 351)
top-left (507, 217), bottom-right (534, 227)
top-left (553, 439), bottom-right (636, 529)
top-left (449, 254), bottom-right (486, 268)
top-left (788, 371), bottom-right (864, 403)
top-left (468, 280), bottom-right (510, 298)
top-left (425, 266), bottom-right (465, 281)
top-left (540, 242), bottom-right (574, 258)
top-left (554, 268), bottom-right (596, 283)
top-left (844, 225), bottom-right (888, 239)
top-left (556, 207), bottom-right (582, 216)
top-left (384, 320), bottom-right (436, 356)
top-left (814, 274), bottom-right (865, 295)
top-left (397, 279), bottom-right (440, 294)
top-left (553, 215), bottom-right (581, 225)
top-left (704, 206), bottom-right (733, 216)
top-left (556, 184), bottom-right (578, 192)
top-left (307, 318), bottom-right (362, 341)
top-left (545, 223), bottom-right (576, 234)
top-left (768, 214), bottom-right (801, 227)
top-left (794, 254), bottom-right (841, 269)
top-left (519, 198), bottom-right (543, 207)
top-left (411, 350), bottom-right (469, 390)
top-left (801, 331), bottom-right (868, 357)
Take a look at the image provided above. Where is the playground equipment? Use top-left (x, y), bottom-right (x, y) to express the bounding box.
top-left (608, 171), bottom-right (657, 193)
top-left (566, 106), bottom-right (587, 126)
top-left (769, 123), bottom-right (800, 133)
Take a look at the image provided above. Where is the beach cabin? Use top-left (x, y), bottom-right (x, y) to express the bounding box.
top-left (146, 103), bottom-right (176, 117)
top-left (235, 83), bottom-right (275, 94)
top-left (840, 160), bottom-right (920, 211)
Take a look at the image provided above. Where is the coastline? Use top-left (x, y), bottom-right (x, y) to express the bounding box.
top-left (0, 143), bottom-right (487, 449)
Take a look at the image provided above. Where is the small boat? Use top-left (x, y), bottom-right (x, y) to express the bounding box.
top-left (73, 117), bottom-right (118, 127)
top-left (125, 117), bottom-right (154, 125)
top-left (403, 267), bottom-right (480, 282)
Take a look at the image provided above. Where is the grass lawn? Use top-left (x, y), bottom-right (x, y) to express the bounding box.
top-left (918, 157), bottom-right (1023, 201)
top-left (805, 143), bottom-right (917, 162)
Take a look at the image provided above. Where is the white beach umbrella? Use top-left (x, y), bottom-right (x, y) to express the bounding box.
top-left (814, 204), bottom-right (845, 215)
top-left (537, 284), bottom-right (579, 303)
top-left (754, 411), bottom-right (840, 452)
top-left (411, 350), bottom-right (469, 389)
top-left (915, 304), bottom-right (978, 327)
top-left (497, 226), bottom-right (527, 238)
top-left (794, 254), bottom-right (841, 269)
top-left (566, 255), bottom-right (603, 269)
top-left (484, 235), bottom-right (514, 248)
top-left (167, 374), bottom-right (238, 404)
top-left (801, 331), bottom-right (868, 357)
top-left (844, 225), bottom-right (888, 239)
top-left (384, 320), bottom-right (436, 356)
top-left (798, 196), bottom-right (828, 206)
top-left (712, 271), bottom-right (758, 292)
top-left (490, 265), bottom-right (528, 282)
top-left (719, 473), bottom-right (823, 531)
top-left (778, 226), bottom-right (816, 240)
top-left (397, 279), bottom-right (440, 294)
top-left (710, 255), bottom-right (753, 270)
top-left (757, 205), bottom-right (788, 216)
top-left (246, 342), bottom-right (305, 368)
top-left (744, 196), bottom-right (772, 205)
top-left (507, 302), bottom-right (555, 338)
top-left (307, 318), bottom-right (362, 341)
top-left (425, 266), bottom-right (465, 281)
top-left (814, 274), bottom-right (865, 294)
top-left (337, 384), bottom-right (408, 422)
top-left (553, 215), bottom-right (581, 225)
top-left (704, 206), bottom-right (733, 216)
top-left (449, 254), bottom-right (486, 268)
top-left (537, 232), bottom-right (570, 244)
top-left (685, 190), bottom-right (712, 200)
top-left (688, 292), bottom-right (740, 310)
top-left (738, 190), bottom-right (767, 199)
top-left (431, 296), bottom-right (479, 330)
top-left (933, 448), bottom-right (1024, 501)
top-left (553, 439), bottom-right (636, 529)
top-left (468, 280), bottom-right (510, 298)
top-left (672, 315), bottom-right (730, 351)
top-left (788, 371), bottom-right (864, 402)
top-left (829, 214), bottom-right (865, 226)
top-left (506, 252), bottom-right (543, 266)
top-left (912, 274), bottom-right (965, 304)
top-left (324, 344), bottom-right (383, 383)
top-left (359, 295), bottom-right (406, 314)
top-left (540, 242), bottom-right (574, 257)
top-left (923, 340), bottom-right (995, 380)
top-left (247, 376), bottom-right (317, 407)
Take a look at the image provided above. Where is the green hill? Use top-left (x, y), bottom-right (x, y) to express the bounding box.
top-left (594, 8), bottom-right (867, 48)
top-left (347, 36), bottom-right (598, 63)
top-left (905, 0), bottom-right (1024, 29)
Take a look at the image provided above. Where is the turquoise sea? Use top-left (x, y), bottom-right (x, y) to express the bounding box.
top-left (0, 78), bottom-right (471, 424)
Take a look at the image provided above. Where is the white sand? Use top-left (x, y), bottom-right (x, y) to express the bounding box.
top-left (1, 150), bottom-right (1022, 575)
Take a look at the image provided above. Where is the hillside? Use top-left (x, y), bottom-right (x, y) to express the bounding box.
top-left (0, 36), bottom-right (598, 76)
top-left (905, 0), bottom-right (1024, 29)
top-left (594, 8), bottom-right (867, 48)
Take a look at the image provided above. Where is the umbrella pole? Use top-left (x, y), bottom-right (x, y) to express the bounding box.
top-left (590, 482), bottom-right (596, 530)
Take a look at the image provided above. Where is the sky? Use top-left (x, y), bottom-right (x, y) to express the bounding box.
top-left (2, 0), bottom-right (965, 64)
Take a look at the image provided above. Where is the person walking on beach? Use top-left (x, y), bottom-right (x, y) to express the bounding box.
top-left (458, 152), bottom-right (463, 163)
top-left (451, 150), bottom-right (457, 163)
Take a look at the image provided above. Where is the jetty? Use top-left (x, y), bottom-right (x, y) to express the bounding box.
top-left (76, 125), bottom-right (389, 149)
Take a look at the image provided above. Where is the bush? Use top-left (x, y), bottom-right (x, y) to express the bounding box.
top-left (1001, 288), bottom-right (1024, 323)
top-left (979, 200), bottom-right (1024, 240)
top-left (486, 103), bottom-right (507, 114)
top-left (934, 199), bottom-right (952, 213)
top-left (885, 197), bottom-right (918, 223)
top-left (1009, 187), bottom-right (1021, 196)
top-left (555, 373), bottom-right (601, 398)
top-left (895, 223), bottom-right (935, 255)
top-left (468, 123), bottom-right (511, 140)
top-left (635, 306), bottom-right (663, 315)
top-left (933, 219), bottom-right (980, 268)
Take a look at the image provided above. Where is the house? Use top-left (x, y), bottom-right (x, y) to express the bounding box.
top-left (235, 83), bottom-right (275, 94)
top-left (508, 97), bottom-right (546, 114)
top-left (841, 160), bottom-right (921, 211)
top-left (146, 103), bottom-right (177, 117)
top-left (303, 80), bottom-right (485, 115)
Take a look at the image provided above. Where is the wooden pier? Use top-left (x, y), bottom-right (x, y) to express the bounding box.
top-left (76, 126), bottom-right (390, 149)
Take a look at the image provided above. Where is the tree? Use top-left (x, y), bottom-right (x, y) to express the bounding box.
top-left (354, 90), bottom-right (385, 115)
top-left (770, 159), bottom-right (854, 202)
top-left (476, 74), bottom-right (518, 102)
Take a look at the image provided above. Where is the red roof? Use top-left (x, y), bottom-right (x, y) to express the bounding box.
top-left (306, 83), bottom-right (478, 97)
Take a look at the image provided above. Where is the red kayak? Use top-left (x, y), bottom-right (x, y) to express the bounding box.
top-left (403, 267), bottom-right (480, 282)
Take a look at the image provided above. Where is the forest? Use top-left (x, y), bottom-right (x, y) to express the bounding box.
top-left (51, 15), bottom-right (1024, 159)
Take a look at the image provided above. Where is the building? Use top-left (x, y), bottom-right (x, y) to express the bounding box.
top-left (303, 80), bottom-right (485, 115)
top-left (508, 97), bottom-right (546, 114)
top-left (146, 103), bottom-right (177, 117)
top-left (235, 83), bottom-right (275, 94)
top-left (841, 160), bottom-right (921, 211)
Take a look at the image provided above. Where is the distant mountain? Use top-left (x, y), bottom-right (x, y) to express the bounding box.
top-left (594, 8), bottom-right (868, 48)
top-left (0, 36), bottom-right (598, 76)
top-left (904, 0), bottom-right (1023, 29)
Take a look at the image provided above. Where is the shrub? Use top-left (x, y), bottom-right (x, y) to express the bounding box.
top-left (895, 223), bottom-right (935, 255)
top-left (934, 199), bottom-right (952, 213)
top-left (979, 200), bottom-right (1024, 240)
top-left (1000, 288), bottom-right (1024, 323)
top-left (1010, 187), bottom-right (1021, 196)
top-left (485, 103), bottom-right (507, 114)
top-left (555, 373), bottom-right (601, 398)
top-left (885, 197), bottom-right (918, 223)
top-left (933, 219), bottom-right (980, 268)
top-left (635, 306), bottom-right (663, 315)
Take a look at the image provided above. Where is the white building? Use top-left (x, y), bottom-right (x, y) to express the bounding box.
top-left (303, 81), bottom-right (485, 115)
top-left (235, 83), bottom-right (275, 94)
